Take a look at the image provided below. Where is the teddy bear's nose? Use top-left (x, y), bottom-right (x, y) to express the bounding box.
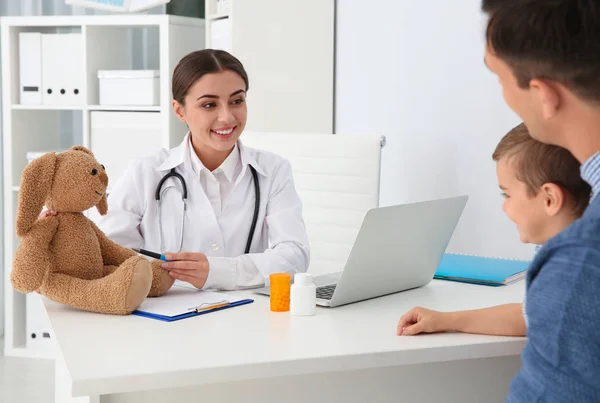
top-left (99, 170), bottom-right (108, 186)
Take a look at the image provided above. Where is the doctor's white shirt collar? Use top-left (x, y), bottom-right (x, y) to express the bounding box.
top-left (188, 136), bottom-right (240, 183)
top-left (156, 132), bottom-right (266, 177)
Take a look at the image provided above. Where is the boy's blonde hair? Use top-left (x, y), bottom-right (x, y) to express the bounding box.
top-left (492, 123), bottom-right (591, 217)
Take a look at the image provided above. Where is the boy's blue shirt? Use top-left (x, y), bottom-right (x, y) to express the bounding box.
top-left (507, 196), bottom-right (600, 402)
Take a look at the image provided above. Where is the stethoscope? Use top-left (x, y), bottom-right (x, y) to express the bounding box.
top-left (155, 166), bottom-right (260, 254)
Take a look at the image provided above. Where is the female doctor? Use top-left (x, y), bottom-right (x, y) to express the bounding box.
top-left (97, 49), bottom-right (310, 291)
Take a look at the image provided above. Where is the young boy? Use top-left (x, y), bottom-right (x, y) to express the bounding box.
top-left (397, 123), bottom-right (591, 337)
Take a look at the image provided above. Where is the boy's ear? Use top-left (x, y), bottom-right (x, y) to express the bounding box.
top-left (541, 183), bottom-right (565, 217)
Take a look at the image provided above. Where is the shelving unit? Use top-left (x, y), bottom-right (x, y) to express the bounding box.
top-left (204, 0), bottom-right (335, 134)
top-left (11, 104), bottom-right (85, 110)
top-left (12, 104), bottom-right (163, 111)
top-left (1, 14), bottom-right (205, 359)
top-left (2, 3), bottom-right (336, 360)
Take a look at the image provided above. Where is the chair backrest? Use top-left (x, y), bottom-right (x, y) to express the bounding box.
top-left (241, 132), bottom-right (384, 276)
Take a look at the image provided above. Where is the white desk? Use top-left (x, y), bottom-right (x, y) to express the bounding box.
top-left (46, 280), bottom-right (526, 403)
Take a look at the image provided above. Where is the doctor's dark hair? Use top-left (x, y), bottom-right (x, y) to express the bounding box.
top-left (492, 123), bottom-right (590, 217)
top-left (483, 0), bottom-right (600, 103)
top-left (481, 0), bottom-right (523, 13)
top-left (172, 49), bottom-right (249, 105)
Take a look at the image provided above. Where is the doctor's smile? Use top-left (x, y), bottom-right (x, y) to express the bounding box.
top-left (211, 125), bottom-right (237, 140)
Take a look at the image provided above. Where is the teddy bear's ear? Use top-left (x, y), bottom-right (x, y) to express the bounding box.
top-left (16, 152), bottom-right (57, 237)
top-left (69, 145), bottom-right (95, 157)
top-left (96, 192), bottom-right (108, 216)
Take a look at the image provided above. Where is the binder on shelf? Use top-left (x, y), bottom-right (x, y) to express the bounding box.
top-left (434, 253), bottom-right (530, 286)
top-left (132, 285), bottom-right (253, 322)
top-left (19, 32), bottom-right (43, 105)
top-left (216, 0), bottom-right (230, 15)
top-left (41, 33), bottom-right (85, 106)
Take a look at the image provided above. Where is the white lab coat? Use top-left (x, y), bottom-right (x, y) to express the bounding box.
top-left (97, 133), bottom-right (310, 290)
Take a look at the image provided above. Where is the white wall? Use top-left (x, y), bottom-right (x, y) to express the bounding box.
top-left (335, 0), bottom-right (535, 260)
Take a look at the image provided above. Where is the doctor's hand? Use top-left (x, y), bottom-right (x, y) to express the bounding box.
top-left (161, 252), bottom-right (210, 289)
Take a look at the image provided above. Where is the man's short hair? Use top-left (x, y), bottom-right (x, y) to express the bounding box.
top-left (484, 0), bottom-right (600, 104)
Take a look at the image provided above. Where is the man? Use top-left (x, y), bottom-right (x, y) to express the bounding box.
top-left (481, 0), bottom-right (600, 401)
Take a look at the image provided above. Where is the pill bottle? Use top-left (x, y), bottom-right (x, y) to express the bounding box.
top-left (290, 273), bottom-right (316, 316)
top-left (270, 273), bottom-right (291, 312)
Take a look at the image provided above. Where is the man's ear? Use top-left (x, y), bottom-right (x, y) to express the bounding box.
top-left (530, 78), bottom-right (561, 120)
top-left (541, 183), bottom-right (565, 217)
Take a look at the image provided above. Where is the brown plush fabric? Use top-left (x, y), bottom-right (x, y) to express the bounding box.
top-left (11, 146), bottom-right (174, 315)
top-left (149, 259), bottom-right (175, 297)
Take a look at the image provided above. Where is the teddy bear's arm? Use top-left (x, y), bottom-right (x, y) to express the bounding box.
top-left (11, 216), bottom-right (59, 293)
top-left (88, 220), bottom-right (136, 265)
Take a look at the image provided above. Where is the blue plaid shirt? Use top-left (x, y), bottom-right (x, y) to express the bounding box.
top-left (508, 152), bottom-right (600, 402)
top-left (580, 151), bottom-right (600, 201)
top-left (521, 152), bottom-right (600, 328)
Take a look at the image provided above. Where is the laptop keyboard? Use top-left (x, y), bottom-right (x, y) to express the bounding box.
top-left (316, 284), bottom-right (337, 300)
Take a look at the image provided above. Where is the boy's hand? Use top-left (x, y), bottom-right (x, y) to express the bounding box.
top-left (397, 307), bottom-right (451, 336)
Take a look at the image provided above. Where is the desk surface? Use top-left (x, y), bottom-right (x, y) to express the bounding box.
top-left (44, 279), bottom-right (526, 397)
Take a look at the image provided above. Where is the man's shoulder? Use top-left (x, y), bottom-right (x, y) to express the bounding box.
top-left (548, 197), bottom-right (600, 248)
top-left (530, 198), bottom-right (600, 291)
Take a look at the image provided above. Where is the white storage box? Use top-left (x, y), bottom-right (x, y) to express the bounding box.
top-left (26, 150), bottom-right (58, 164)
top-left (98, 70), bottom-right (159, 106)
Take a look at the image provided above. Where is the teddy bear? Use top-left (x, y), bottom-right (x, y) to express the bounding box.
top-left (10, 145), bottom-right (174, 315)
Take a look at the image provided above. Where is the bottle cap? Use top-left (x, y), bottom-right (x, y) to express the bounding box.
top-left (294, 273), bottom-right (313, 286)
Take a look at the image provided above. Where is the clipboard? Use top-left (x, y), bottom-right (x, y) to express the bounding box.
top-left (132, 286), bottom-right (254, 322)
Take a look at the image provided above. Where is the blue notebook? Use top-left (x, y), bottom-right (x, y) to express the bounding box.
top-left (132, 285), bottom-right (253, 322)
top-left (434, 253), bottom-right (530, 286)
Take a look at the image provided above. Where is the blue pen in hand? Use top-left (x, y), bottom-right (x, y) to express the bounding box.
top-left (132, 248), bottom-right (168, 261)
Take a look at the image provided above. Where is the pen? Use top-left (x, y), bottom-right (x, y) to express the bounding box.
top-left (189, 300), bottom-right (231, 312)
top-left (132, 248), bottom-right (168, 261)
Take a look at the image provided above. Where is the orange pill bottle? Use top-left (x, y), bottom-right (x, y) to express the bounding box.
top-left (269, 273), bottom-right (291, 312)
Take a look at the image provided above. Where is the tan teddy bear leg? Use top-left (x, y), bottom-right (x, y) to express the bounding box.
top-left (147, 259), bottom-right (175, 297)
top-left (103, 265), bottom-right (119, 276)
top-left (40, 256), bottom-right (152, 315)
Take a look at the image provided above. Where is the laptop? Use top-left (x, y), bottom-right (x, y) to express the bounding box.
top-left (254, 195), bottom-right (468, 307)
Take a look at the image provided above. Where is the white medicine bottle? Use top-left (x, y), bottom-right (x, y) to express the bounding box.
top-left (290, 273), bottom-right (316, 316)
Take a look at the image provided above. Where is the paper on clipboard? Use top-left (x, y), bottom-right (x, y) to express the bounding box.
top-left (136, 285), bottom-right (246, 317)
